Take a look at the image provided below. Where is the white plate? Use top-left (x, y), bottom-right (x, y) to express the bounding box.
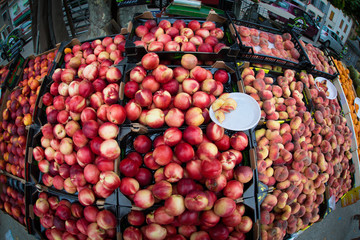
top-left (315, 77), bottom-right (337, 100)
top-left (355, 97), bottom-right (360, 119)
top-left (209, 93), bottom-right (261, 131)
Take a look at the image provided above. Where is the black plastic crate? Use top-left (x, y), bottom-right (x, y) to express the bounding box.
top-left (33, 62), bottom-right (126, 126)
top-left (237, 62), bottom-right (314, 124)
top-left (0, 175), bottom-right (29, 230)
top-left (125, 11), bottom-right (239, 62)
top-left (26, 185), bottom-right (123, 239)
top-left (52, 30), bottom-right (129, 78)
top-left (25, 122), bottom-right (122, 203)
top-left (307, 48), bottom-right (339, 80)
top-left (229, 17), bottom-right (312, 71)
top-left (257, 188), bottom-right (328, 240)
top-left (120, 61), bottom-right (242, 128)
top-left (120, 197), bottom-right (259, 239)
top-left (119, 125), bottom-right (257, 202)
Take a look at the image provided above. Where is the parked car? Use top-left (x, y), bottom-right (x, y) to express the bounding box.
top-left (267, 0), bottom-right (319, 40)
top-left (319, 26), bottom-right (344, 55)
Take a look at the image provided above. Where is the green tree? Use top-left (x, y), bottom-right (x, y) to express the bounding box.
top-left (333, 0), bottom-right (360, 23)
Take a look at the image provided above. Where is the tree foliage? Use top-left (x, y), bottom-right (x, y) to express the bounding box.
top-left (329, 0), bottom-right (345, 10)
top-left (339, 0), bottom-right (360, 23)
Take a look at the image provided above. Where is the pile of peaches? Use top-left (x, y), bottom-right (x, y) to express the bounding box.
top-left (234, 25), bottom-right (300, 63)
top-left (300, 40), bottom-right (338, 75)
top-left (252, 69), bottom-right (353, 239)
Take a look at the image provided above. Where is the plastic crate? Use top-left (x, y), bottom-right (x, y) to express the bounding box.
top-left (0, 176), bottom-right (29, 230)
top-left (125, 11), bottom-right (239, 62)
top-left (238, 62), bottom-right (314, 124)
top-left (52, 29), bottom-right (128, 76)
top-left (307, 48), bottom-right (339, 80)
top-left (229, 18), bottom-right (311, 71)
top-left (119, 61), bottom-right (242, 128)
top-left (26, 185), bottom-right (122, 239)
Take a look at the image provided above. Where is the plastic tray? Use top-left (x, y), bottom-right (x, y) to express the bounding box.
top-left (229, 18), bottom-right (311, 71)
top-left (125, 11), bottom-right (239, 62)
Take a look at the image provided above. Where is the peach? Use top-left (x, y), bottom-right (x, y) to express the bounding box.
top-left (173, 35), bottom-right (187, 44)
top-left (255, 128), bottom-right (266, 142)
top-left (314, 110), bottom-right (324, 124)
top-left (253, 79), bottom-right (266, 91)
top-left (245, 86), bottom-right (258, 94)
top-left (284, 142), bottom-right (295, 152)
top-left (284, 98), bottom-right (296, 106)
top-left (238, 26), bottom-right (250, 37)
top-left (320, 140), bottom-right (331, 153)
top-left (292, 160), bottom-right (304, 172)
top-left (268, 143), bottom-right (280, 161)
top-left (255, 69), bottom-right (265, 80)
top-left (279, 123), bottom-right (290, 135)
top-left (278, 111), bottom-right (288, 120)
top-left (280, 148), bottom-right (292, 162)
top-left (259, 90), bottom-right (273, 100)
top-left (303, 180), bottom-right (315, 195)
top-left (180, 28), bottom-right (194, 38)
top-left (261, 211), bottom-right (271, 225)
top-left (181, 54), bottom-right (198, 70)
top-left (311, 134), bottom-right (322, 147)
top-left (261, 194), bottom-right (278, 212)
top-left (173, 67), bottom-right (189, 83)
top-left (276, 192), bottom-right (289, 209)
top-left (250, 93), bottom-right (260, 101)
top-left (290, 116), bottom-right (302, 130)
top-left (257, 145), bottom-right (269, 160)
top-left (274, 166), bottom-right (289, 182)
top-left (288, 170), bottom-right (301, 183)
top-left (265, 129), bottom-right (280, 141)
top-left (276, 181), bottom-right (291, 191)
top-left (185, 107), bottom-right (204, 126)
top-left (264, 77), bottom-right (274, 84)
top-left (266, 120), bottom-right (280, 130)
top-left (241, 67), bottom-right (254, 79)
top-left (293, 149), bottom-right (308, 162)
top-left (263, 100), bottom-right (275, 115)
top-left (271, 85), bottom-right (282, 97)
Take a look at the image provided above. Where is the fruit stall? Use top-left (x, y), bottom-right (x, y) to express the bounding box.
top-left (0, 10), bottom-right (358, 240)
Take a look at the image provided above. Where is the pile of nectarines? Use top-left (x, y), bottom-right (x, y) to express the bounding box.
top-left (0, 51), bottom-right (57, 179)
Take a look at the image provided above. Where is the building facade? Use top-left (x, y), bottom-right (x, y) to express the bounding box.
top-left (299, 0), bottom-right (353, 44)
